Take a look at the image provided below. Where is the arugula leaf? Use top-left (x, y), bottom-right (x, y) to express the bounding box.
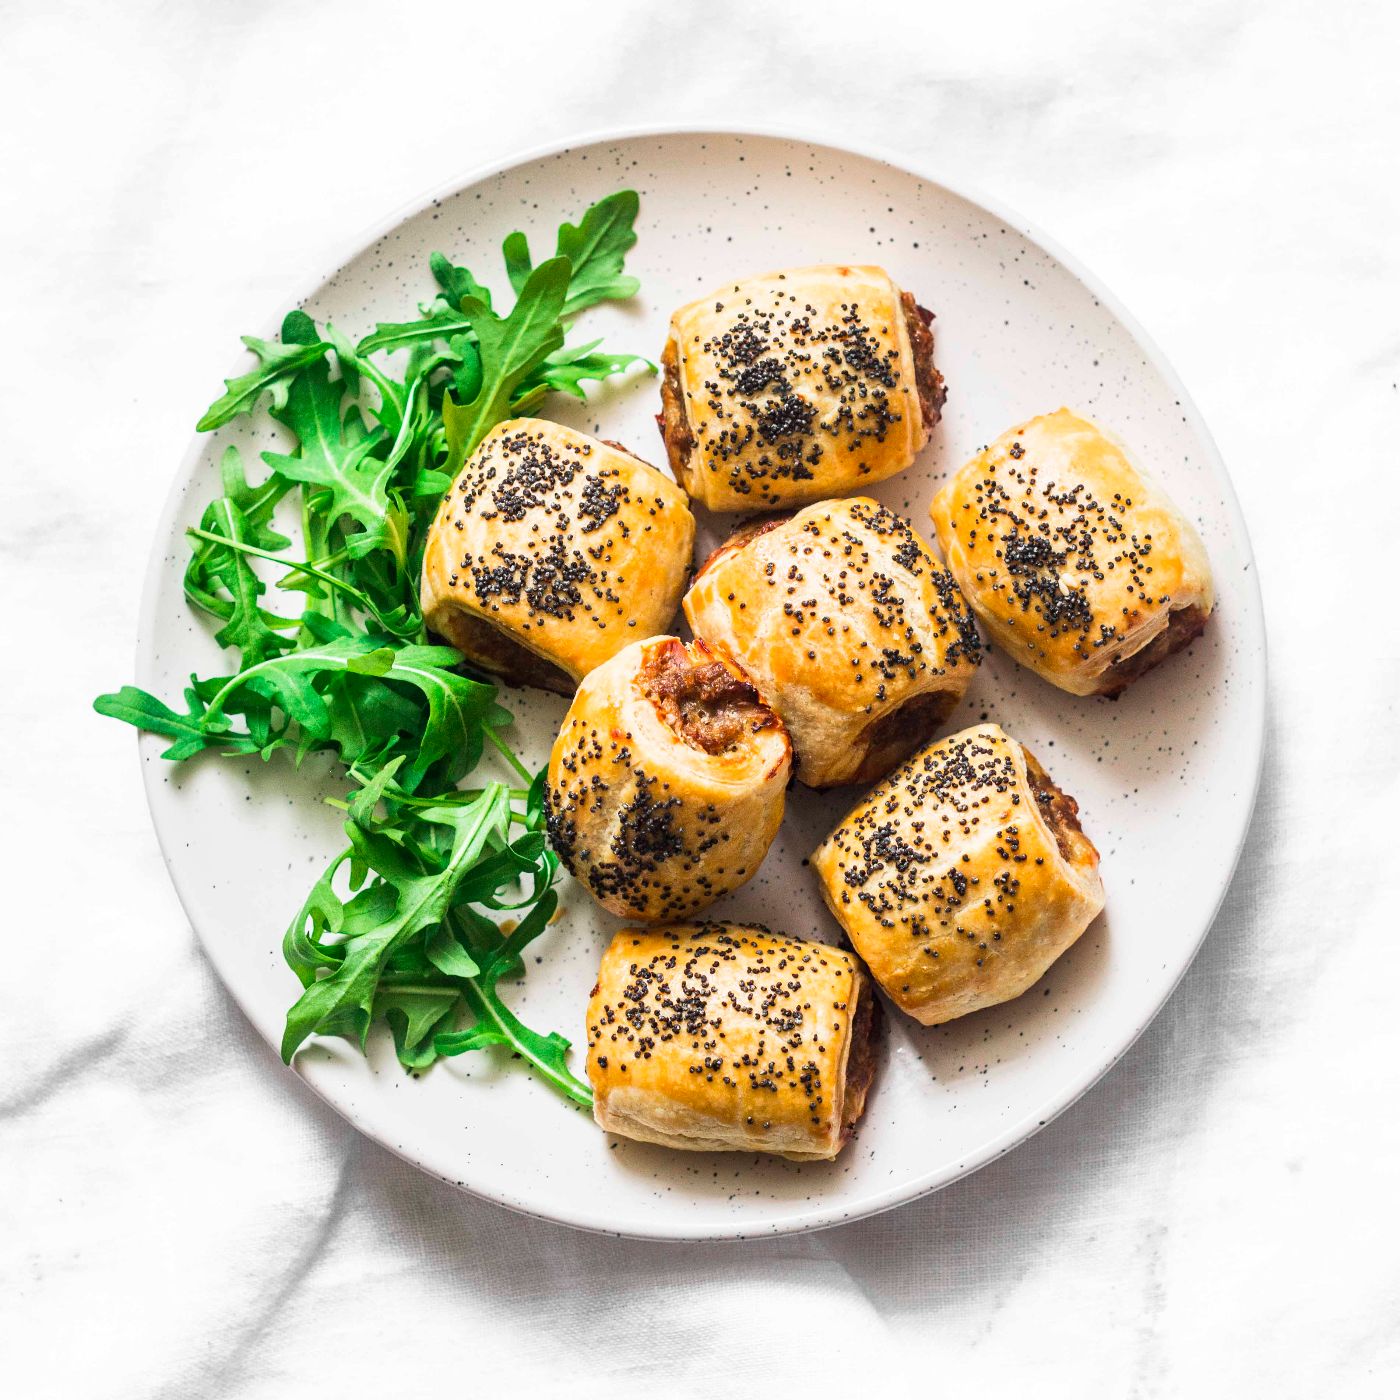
top-left (197, 311), bottom-right (330, 431)
top-left (501, 191), bottom-right (641, 317)
top-left (283, 848), bottom-right (351, 985)
top-left (523, 340), bottom-right (655, 402)
top-left (434, 893), bottom-right (590, 1106)
top-left (385, 644), bottom-right (496, 786)
top-left (181, 637), bottom-right (496, 786)
top-left (183, 448), bottom-right (299, 662)
top-left (377, 983), bottom-right (462, 1070)
top-left (449, 336), bottom-right (484, 406)
top-left (441, 257), bottom-right (569, 473)
top-left (320, 670), bottom-right (423, 769)
top-left (356, 305), bottom-right (472, 357)
top-left (281, 784), bottom-right (511, 1059)
top-left (186, 459), bottom-right (298, 668)
top-left (356, 253), bottom-right (495, 357)
top-left (260, 352), bottom-right (403, 562)
top-left (93, 682), bottom-right (222, 762)
top-left (214, 445), bottom-right (293, 554)
top-left (555, 189), bottom-right (642, 315)
top-left (425, 923), bottom-right (481, 979)
top-left (185, 525), bottom-right (420, 641)
top-left (322, 322), bottom-right (362, 398)
top-left (430, 252), bottom-right (493, 311)
top-left (501, 229), bottom-right (533, 298)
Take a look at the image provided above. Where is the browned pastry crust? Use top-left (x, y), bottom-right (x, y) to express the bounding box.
top-left (544, 637), bottom-right (791, 921)
top-left (658, 265), bottom-right (941, 511)
top-left (929, 409), bottom-right (1214, 697)
top-left (811, 723), bottom-right (1105, 1026)
top-left (419, 419), bottom-right (695, 693)
top-left (683, 497), bottom-right (981, 788)
top-left (586, 923), bottom-right (882, 1159)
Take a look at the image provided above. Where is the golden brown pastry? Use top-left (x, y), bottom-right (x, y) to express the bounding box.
top-left (812, 723), bottom-right (1104, 1026)
top-left (658, 264), bottom-right (945, 512)
top-left (929, 408), bottom-right (1213, 697)
top-left (683, 497), bottom-right (982, 788)
top-left (586, 923), bottom-right (881, 1159)
top-left (420, 418), bottom-right (695, 693)
top-left (544, 637), bottom-right (790, 920)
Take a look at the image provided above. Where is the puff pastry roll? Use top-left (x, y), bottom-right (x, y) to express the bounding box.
top-left (586, 923), bottom-right (881, 1159)
top-left (420, 419), bottom-right (695, 694)
top-left (929, 408), bottom-right (1213, 697)
top-left (545, 637), bottom-right (790, 920)
top-left (659, 264), bottom-right (945, 512)
top-left (683, 498), bottom-right (982, 788)
top-left (812, 723), bottom-right (1104, 1026)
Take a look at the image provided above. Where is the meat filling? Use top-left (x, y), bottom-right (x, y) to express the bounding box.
top-left (640, 639), bottom-right (772, 756)
top-left (1097, 604), bottom-right (1209, 698)
top-left (852, 687), bottom-right (961, 787)
top-left (900, 292), bottom-right (947, 432)
top-left (1023, 748), bottom-right (1100, 867)
top-left (839, 981), bottom-right (882, 1143)
top-left (428, 606), bottom-right (574, 695)
top-left (656, 336), bottom-right (695, 480)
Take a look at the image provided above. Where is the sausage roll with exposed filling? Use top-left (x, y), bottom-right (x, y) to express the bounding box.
top-left (659, 264), bottom-right (946, 512)
top-left (545, 637), bottom-right (790, 921)
top-left (683, 498), bottom-right (982, 788)
top-left (929, 409), bottom-right (1213, 697)
top-left (586, 923), bottom-right (881, 1159)
top-left (811, 723), bottom-right (1104, 1026)
top-left (420, 419), bottom-right (695, 693)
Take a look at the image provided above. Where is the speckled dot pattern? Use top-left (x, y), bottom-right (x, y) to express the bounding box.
top-left (135, 131), bottom-right (1265, 1241)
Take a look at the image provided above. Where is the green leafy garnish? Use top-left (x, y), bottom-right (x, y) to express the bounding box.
top-left (96, 191), bottom-right (655, 1105)
top-left (441, 258), bottom-right (570, 472)
top-left (503, 189), bottom-right (643, 316)
top-left (526, 340), bottom-right (654, 402)
top-left (196, 315), bottom-right (331, 431)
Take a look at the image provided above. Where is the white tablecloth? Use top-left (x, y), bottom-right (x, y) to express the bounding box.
top-left (3, 2), bottom-right (1397, 1394)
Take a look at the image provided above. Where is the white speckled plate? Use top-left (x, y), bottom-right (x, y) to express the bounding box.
top-left (136, 127), bottom-right (1265, 1239)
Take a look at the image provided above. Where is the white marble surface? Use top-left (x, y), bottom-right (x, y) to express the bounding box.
top-left (1, 1), bottom-right (1396, 1394)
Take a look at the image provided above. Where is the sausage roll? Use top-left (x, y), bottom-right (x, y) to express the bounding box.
top-left (658, 264), bottom-right (946, 512)
top-left (544, 637), bottom-right (791, 921)
top-left (683, 497), bottom-right (982, 788)
top-left (586, 923), bottom-right (881, 1159)
top-left (811, 723), bottom-right (1104, 1026)
top-left (420, 419), bottom-right (695, 693)
top-left (929, 408), bottom-right (1214, 697)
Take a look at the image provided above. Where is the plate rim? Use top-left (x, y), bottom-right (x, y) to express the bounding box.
top-left (134, 121), bottom-right (1268, 1241)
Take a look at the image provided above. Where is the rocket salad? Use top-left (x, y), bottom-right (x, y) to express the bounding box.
top-left (95, 191), bottom-right (653, 1106)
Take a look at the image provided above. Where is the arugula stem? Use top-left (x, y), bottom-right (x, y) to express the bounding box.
top-left (300, 495), bottom-right (331, 624)
top-left (326, 786), bottom-right (531, 813)
top-left (483, 724), bottom-right (533, 784)
top-left (458, 976), bottom-right (592, 1108)
top-left (182, 579), bottom-right (302, 629)
top-left (326, 521), bottom-right (351, 630)
top-left (186, 527), bottom-right (419, 638)
top-left (357, 357), bottom-right (407, 430)
top-left (199, 649), bottom-right (346, 726)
